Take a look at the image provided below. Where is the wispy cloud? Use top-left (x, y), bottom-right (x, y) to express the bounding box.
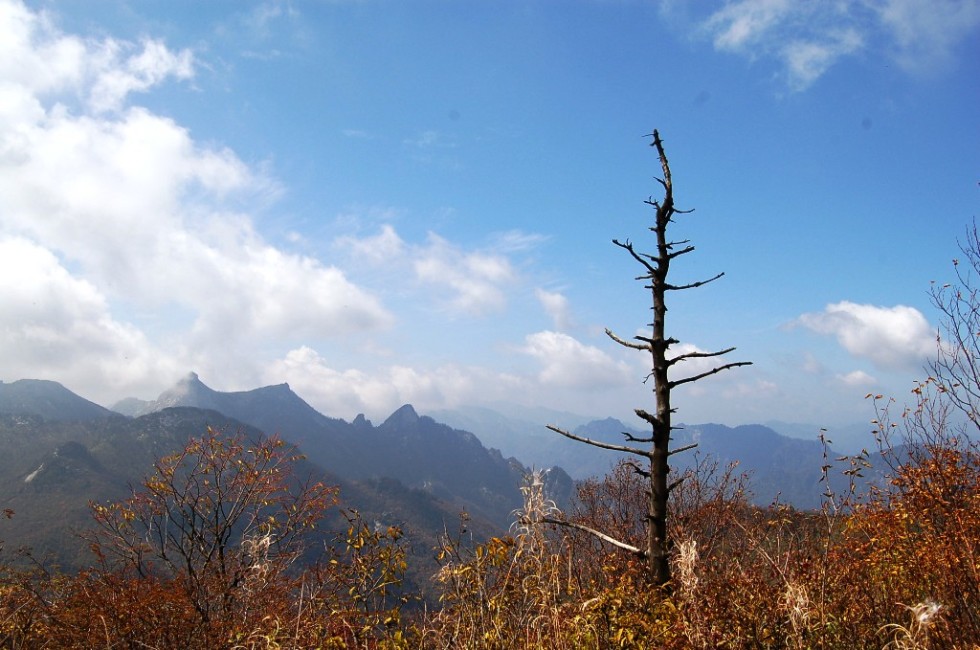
top-left (695, 0), bottom-right (980, 90)
top-left (337, 224), bottom-right (540, 317)
top-left (874, 0), bottom-right (980, 72)
top-left (536, 288), bottom-right (573, 331)
top-left (341, 128), bottom-right (376, 140)
top-left (414, 233), bottom-right (516, 315)
top-left (838, 369), bottom-right (876, 386)
top-left (403, 129), bottom-right (455, 149)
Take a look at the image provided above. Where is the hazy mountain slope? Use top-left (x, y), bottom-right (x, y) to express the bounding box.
top-left (0, 407), bottom-right (262, 567)
top-left (434, 404), bottom-right (870, 510)
top-left (0, 379), bottom-right (113, 421)
top-left (113, 375), bottom-right (541, 528)
top-left (430, 405), bottom-right (624, 478)
top-left (0, 403), bottom-right (491, 584)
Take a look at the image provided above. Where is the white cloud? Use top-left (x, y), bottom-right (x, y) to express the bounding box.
top-left (705, 0), bottom-right (794, 51)
top-left (334, 224), bottom-right (406, 266)
top-left (0, 0), bottom-right (392, 399)
top-left (403, 129), bottom-right (454, 149)
top-left (873, 0), bottom-right (980, 72)
top-left (536, 288), bottom-right (573, 331)
top-left (267, 346), bottom-right (524, 420)
top-left (702, 0), bottom-right (862, 90)
top-left (88, 39), bottom-right (194, 113)
top-left (1, 101), bottom-right (391, 344)
top-left (0, 237), bottom-right (181, 401)
top-left (341, 128), bottom-right (376, 140)
top-left (795, 301), bottom-right (935, 370)
top-left (335, 224), bottom-right (533, 317)
top-left (522, 331), bottom-right (632, 389)
top-left (414, 233), bottom-right (517, 315)
top-left (0, 1), bottom-right (85, 96)
top-left (838, 369), bottom-right (876, 386)
top-left (490, 230), bottom-right (549, 253)
top-left (698, 0), bottom-right (979, 90)
top-left (0, 1), bottom-right (193, 113)
top-left (782, 28), bottom-right (863, 91)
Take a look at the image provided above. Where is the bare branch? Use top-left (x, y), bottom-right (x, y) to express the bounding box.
top-left (624, 460), bottom-right (652, 478)
top-left (606, 328), bottom-right (652, 351)
top-left (613, 238), bottom-right (657, 276)
top-left (668, 346), bottom-right (736, 367)
top-left (670, 361), bottom-right (753, 388)
top-left (633, 408), bottom-right (660, 428)
top-left (624, 432), bottom-right (654, 443)
top-left (542, 517), bottom-right (645, 556)
top-left (546, 425), bottom-right (650, 458)
top-left (665, 271), bottom-right (724, 291)
top-left (668, 245), bottom-right (695, 259)
top-left (667, 474), bottom-right (688, 493)
top-left (668, 442), bottom-right (698, 456)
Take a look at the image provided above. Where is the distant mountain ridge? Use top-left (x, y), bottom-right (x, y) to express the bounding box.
top-left (109, 373), bottom-right (564, 525)
top-left (434, 406), bottom-right (880, 510)
top-left (0, 379), bottom-right (113, 421)
top-left (3, 374), bottom-right (875, 553)
top-left (0, 396), bottom-right (513, 586)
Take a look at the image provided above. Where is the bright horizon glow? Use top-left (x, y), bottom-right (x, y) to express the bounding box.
top-left (1, 0), bottom-right (978, 433)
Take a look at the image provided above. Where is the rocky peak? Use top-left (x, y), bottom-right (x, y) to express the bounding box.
top-left (382, 404), bottom-right (419, 428)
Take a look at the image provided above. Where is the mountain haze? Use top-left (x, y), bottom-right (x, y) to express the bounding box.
top-left (0, 379), bottom-right (113, 421)
top-left (0, 374), bottom-right (880, 576)
top-left (117, 374), bottom-right (557, 526)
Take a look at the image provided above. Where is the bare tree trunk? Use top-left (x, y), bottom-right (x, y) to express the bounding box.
top-left (547, 130), bottom-right (750, 587)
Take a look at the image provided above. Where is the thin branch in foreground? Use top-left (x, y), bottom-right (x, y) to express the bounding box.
top-left (542, 517), bottom-right (644, 556)
top-left (670, 361), bottom-right (753, 389)
top-left (546, 425), bottom-right (650, 458)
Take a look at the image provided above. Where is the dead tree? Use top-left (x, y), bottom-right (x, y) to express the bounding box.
top-left (545, 130), bottom-right (751, 587)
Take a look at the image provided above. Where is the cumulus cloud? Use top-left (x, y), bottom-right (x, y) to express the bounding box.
top-left (267, 346), bottom-right (524, 420)
top-left (697, 0), bottom-right (979, 90)
top-left (795, 301), bottom-right (935, 370)
top-left (88, 39), bottom-right (194, 113)
top-left (0, 1), bottom-right (193, 113)
top-left (0, 0), bottom-right (391, 399)
top-left (1, 100), bottom-right (391, 344)
top-left (0, 237), bottom-right (181, 401)
top-left (522, 331), bottom-right (632, 389)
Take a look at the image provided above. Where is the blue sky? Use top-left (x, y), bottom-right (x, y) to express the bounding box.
top-left (1, 0), bottom-right (978, 433)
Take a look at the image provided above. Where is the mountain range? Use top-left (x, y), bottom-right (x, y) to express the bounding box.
top-left (0, 374), bottom-right (877, 574)
top-left (0, 376), bottom-right (567, 576)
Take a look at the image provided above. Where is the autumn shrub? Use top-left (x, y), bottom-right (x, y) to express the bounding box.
top-left (0, 428), bottom-right (418, 649)
top-left (280, 509), bottom-right (413, 649)
top-left (3, 394), bottom-right (979, 649)
top-left (815, 385), bottom-right (980, 649)
top-left (422, 471), bottom-right (576, 649)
